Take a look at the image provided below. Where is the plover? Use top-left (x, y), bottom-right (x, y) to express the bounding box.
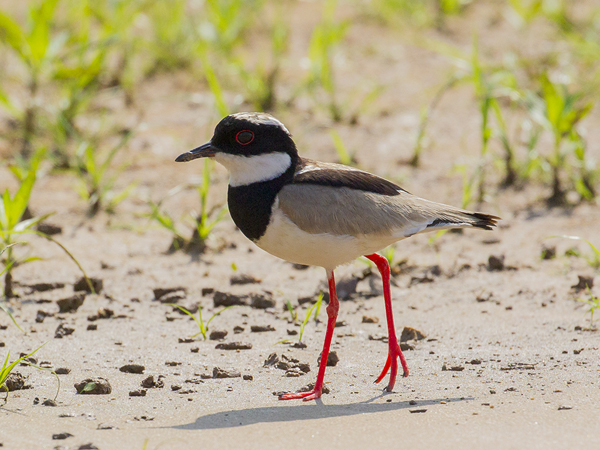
top-left (176, 112), bottom-right (499, 401)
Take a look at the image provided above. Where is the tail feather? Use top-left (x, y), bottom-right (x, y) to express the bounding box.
top-left (427, 211), bottom-right (500, 232)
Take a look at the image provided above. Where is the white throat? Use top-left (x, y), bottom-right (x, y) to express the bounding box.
top-left (214, 152), bottom-right (292, 187)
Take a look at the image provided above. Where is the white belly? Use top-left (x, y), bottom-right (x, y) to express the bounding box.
top-left (255, 205), bottom-right (400, 271)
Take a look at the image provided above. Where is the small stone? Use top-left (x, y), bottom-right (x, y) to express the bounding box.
top-left (201, 287), bottom-right (214, 296)
top-left (230, 274), bottom-right (261, 285)
top-left (264, 353), bottom-right (279, 367)
top-left (298, 383), bottom-right (330, 394)
top-left (77, 443), bottom-right (99, 450)
top-left (213, 367), bottom-right (241, 378)
top-left (141, 375), bottom-right (164, 389)
top-left (362, 315), bottom-right (379, 324)
top-left (74, 378), bottom-right (112, 395)
top-left (55, 323), bottom-right (75, 339)
top-left (37, 222), bottom-right (62, 235)
top-left (165, 361), bottom-right (181, 366)
top-left (276, 361), bottom-right (291, 370)
top-left (409, 409), bottom-right (428, 414)
top-left (470, 359), bottom-right (482, 365)
top-left (119, 364), bottom-right (145, 374)
top-left (35, 310), bottom-right (53, 323)
top-left (250, 325), bottom-right (275, 332)
top-left (541, 245), bottom-right (556, 260)
top-left (74, 277), bottom-right (103, 294)
top-left (52, 433), bottom-right (73, 440)
top-left (400, 326), bottom-right (426, 342)
top-left (243, 374), bottom-right (253, 381)
top-left (154, 287), bottom-right (187, 303)
top-left (285, 367), bottom-right (304, 377)
top-left (449, 366), bottom-right (464, 371)
top-left (4, 373), bottom-right (29, 391)
top-left (209, 330), bottom-right (228, 340)
top-left (171, 384), bottom-right (182, 391)
top-left (57, 294), bottom-right (86, 313)
top-left (558, 405), bottom-right (573, 410)
top-left (97, 423), bottom-right (117, 430)
top-left (487, 255), bottom-right (505, 271)
top-left (213, 291), bottom-right (248, 307)
top-left (571, 275), bottom-right (594, 292)
top-left (129, 389), bottom-right (147, 397)
top-left (215, 342), bottom-right (252, 350)
top-left (42, 399), bottom-right (57, 406)
top-left (152, 287), bottom-right (185, 301)
top-left (87, 324), bottom-right (97, 331)
top-left (191, 347), bottom-right (199, 353)
top-left (409, 275), bottom-right (434, 286)
top-left (250, 292), bottom-right (276, 309)
top-left (233, 325), bottom-right (245, 334)
top-left (326, 351), bottom-right (339, 367)
top-left (409, 400), bottom-right (417, 405)
top-left (178, 337), bottom-right (195, 343)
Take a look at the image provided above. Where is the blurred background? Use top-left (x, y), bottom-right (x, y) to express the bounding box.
top-left (1, 0), bottom-right (600, 294)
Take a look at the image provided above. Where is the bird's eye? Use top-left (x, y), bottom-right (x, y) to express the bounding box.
top-left (235, 130), bottom-right (254, 145)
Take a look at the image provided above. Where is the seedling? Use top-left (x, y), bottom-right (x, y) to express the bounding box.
top-left (1, 344), bottom-right (59, 403)
top-left (148, 161), bottom-right (227, 254)
top-left (298, 293), bottom-right (323, 343)
top-left (0, 247), bottom-right (25, 330)
top-left (74, 132), bottom-right (136, 215)
top-left (285, 299), bottom-right (298, 323)
top-left (577, 288), bottom-right (599, 328)
top-left (0, 0), bottom-right (63, 158)
top-left (330, 130), bottom-right (356, 166)
top-left (166, 303), bottom-right (233, 340)
top-left (410, 75), bottom-right (460, 167)
top-left (527, 74), bottom-right (594, 205)
top-left (1, 150), bottom-right (92, 297)
top-left (304, 0), bottom-right (349, 121)
top-left (550, 235), bottom-right (600, 269)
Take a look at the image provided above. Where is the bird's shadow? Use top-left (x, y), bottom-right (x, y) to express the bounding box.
top-left (172, 394), bottom-right (472, 430)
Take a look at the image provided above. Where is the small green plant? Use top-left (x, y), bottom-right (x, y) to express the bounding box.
top-left (0, 246), bottom-right (25, 331)
top-left (329, 129), bottom-right (356, 166)
top-left (0, 0), bottom-right (63, 159)
top-left (1, 150), bottom-right (91, 297)
top-left (1, 344), bottom-right (59, 403)
top-left (167, 303), bottom-right (233, 340)
top-left (528, 74), bottom-right (594, 205)
top-left (149, 160), bottom-right (227, 254)
top-left (285, 299), bottom-right (298, 323)
top-left (551, 235), bottom-right (600, 269)
top-left (410, 75), bottom-right (460, 167)
top-left (577, 288), bottom-right (599, 328)
top-left (74, 132), bottom-right (136, 215)
top-left (298, 293), bottom-right (323, 343)
top-left (304, 0), bottom-right (349, 122)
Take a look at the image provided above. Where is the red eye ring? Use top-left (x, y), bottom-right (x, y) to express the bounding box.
top-left (235, 130), bottom-right (254, 145)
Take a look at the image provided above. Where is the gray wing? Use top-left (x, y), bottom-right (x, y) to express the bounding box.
top-left (277, 183), bottom-right (498, 237)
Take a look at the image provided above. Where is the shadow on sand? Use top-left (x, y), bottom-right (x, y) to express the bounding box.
top-left (172, 395), bottom-right (472, 430)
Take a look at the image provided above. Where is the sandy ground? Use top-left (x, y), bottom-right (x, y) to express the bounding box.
top-left (1, 1), bottom-right (600, 449)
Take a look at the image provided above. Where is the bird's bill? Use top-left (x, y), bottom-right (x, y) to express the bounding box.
top-left (175, 142), bottom-right (218, 162)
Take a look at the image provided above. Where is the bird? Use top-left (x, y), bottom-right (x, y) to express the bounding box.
top-left (176, 112), bottom-right (499, 401)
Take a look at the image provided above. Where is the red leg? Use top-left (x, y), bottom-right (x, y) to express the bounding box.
top-left (365, 253), bottom-right (409, 392)
top-left (279, 269), bottom-right (339, 401)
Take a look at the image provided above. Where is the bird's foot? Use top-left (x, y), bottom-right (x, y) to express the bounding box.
top-left (375, 343), bottom-right (409, 391)
top-left (279, 388), bottom-right (322, 401)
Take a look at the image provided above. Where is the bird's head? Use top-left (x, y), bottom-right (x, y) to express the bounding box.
top-left (176, 112), bottom-right (298, 186)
